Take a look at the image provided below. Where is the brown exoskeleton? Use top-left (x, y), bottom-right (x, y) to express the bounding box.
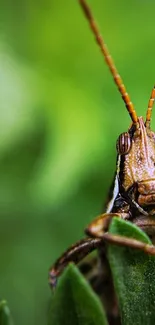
top-left (49, 0), bottom-right (155, 324)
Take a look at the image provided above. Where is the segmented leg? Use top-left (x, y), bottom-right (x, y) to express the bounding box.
top-left (49, 237), bottom-right (103, 288)
top-left (49, 212), bottom-right (155, 290)
top-left (49, 213), bottom-right (128, 288)
top-left (85, 212), bottom-right (129, 237)
top-left (86, 213), bottom-right (155, 255)
top-left (102, 233), bottom-right (155, 254)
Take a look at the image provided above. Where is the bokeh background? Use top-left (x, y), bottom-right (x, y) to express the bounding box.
top-left (0, 0), bottom-right (155, 324)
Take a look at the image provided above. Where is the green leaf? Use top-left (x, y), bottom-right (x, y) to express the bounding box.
top-left (0, 301), bottom-right (13, 325)
top-left (108, 217), bottom-right (155, 325)
top-left (48, 263), bottom-right (108, 325)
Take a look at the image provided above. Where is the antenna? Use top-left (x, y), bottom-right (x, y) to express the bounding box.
top-left (79, 0), bottom-right (138, 124)
top-left (145, 85), bottom-right (155, 128)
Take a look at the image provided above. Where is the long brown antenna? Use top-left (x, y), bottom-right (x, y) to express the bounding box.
top-left (79, 0), bottom-right (138, 124)
top-left (145, 85), bottom-right (155, 128)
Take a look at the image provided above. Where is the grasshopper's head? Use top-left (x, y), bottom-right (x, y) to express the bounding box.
top-left (116, 85), bottom-right (155, 193)
top-left (116, 111), bottom-right (155, 206)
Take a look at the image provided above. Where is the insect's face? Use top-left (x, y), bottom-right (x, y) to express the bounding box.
top-left (117, 117), bottom-right (155, 207)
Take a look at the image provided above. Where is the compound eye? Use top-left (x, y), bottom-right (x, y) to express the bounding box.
top-left (116, 132), bottom-right (131, 155)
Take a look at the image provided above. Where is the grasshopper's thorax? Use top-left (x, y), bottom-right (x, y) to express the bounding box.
top-left (118, 117), bottom-right (155, 207)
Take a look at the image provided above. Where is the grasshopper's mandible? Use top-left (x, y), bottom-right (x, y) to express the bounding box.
top-left (49, 0), bottom-right (155, 321)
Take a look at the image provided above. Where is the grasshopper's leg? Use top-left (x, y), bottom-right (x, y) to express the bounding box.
top-left (85, 212), bottom-right (129, 237)
top-left (49, 237), bottom-right (103, 289)
top-left (86, 213), bottom-right (155, 256)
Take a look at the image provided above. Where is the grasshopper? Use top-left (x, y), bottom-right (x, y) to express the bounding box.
top-left (49, 0), bottom-right (155, 323)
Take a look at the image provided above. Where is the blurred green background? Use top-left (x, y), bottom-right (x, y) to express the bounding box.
top-left (0, 0), bottom-right (155, 324)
